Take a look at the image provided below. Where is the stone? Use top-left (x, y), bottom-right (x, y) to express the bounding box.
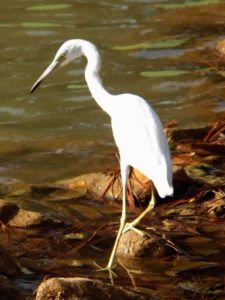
top-left (116, 230), bottom-right (175, 258)
top-left (8, 208), bottom-right (50, 227)
top-left (0, 199), bottom-right (60, 228)
top-left (35, 277), bottom-right (153, 300)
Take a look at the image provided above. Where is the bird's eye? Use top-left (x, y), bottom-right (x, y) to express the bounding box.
top-left (58, 54), bottom-right (66, 62)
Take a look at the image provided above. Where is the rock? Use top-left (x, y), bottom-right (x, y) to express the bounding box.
top-left (0, 179), bottom-right (31, 198)
top-left (8, 208), bottom-right (52, 227)
top-left (35, 277), bottom-right (151, 300)
top-left (41, 170), bottom-right (151, 203)
top-left (116, 230), bottom-right (175, 258)
top-left (55, 172), bottom-right (121, 201)
top-left (0, 199), bottom-right (60, 228)
top-left (31, 182), bottom-right (88, 201)
top-left (0, 200), bottom-right (19, 223)
top-left (0, 275), bottom-right (22, 300)
top-left (31, 173), bottom-right (117, 202)
top-left (185, 164), bottom-right (225, 187)
top-left (0, 245), bottom-right (21, 276)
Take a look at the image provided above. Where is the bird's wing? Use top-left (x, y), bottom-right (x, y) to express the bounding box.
top-left (111, 94), bottom-right (173, 197)
top-left (111, 94), bottom-right (167, 165)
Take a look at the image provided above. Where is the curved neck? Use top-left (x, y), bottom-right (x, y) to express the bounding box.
top-left (80, 40), bottom-right (113, 115)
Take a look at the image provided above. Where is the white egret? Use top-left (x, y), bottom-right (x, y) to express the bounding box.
top-left (30, 39), bottom-right (173, 272)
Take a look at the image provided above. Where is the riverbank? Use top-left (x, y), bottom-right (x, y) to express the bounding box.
top-left (0, 120), bottom-right (224, 299)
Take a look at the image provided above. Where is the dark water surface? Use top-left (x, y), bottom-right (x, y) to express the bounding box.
top-left (0, 0), bottom-right (224, 183)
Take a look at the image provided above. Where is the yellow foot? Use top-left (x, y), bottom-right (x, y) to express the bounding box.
top-left (93, 261), bottom-right (117, 284)
top-left (122, 199), bottom-right (155, 236)
top-left (122, 223), bottom-right (147, 237)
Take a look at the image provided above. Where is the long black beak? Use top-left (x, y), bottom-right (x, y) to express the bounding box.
top-left (30, 60), bottom-right (60, 94)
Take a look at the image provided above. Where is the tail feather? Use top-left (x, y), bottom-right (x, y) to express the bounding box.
top-left (153, 176), bottom-right (173, 198)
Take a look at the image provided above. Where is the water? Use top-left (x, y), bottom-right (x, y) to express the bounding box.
top-left (0, 2), bottom-right (225, 298)
top-left (0, 0), bottom-right (224, 183)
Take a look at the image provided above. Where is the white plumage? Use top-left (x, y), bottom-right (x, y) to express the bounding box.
top-left (30, 39), bottom-right (173, 271)
top-left (111, 94), bottom-right (173, 198)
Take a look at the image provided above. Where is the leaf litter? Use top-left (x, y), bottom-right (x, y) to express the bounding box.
top-left (0, 120), bottom-right (224, 299)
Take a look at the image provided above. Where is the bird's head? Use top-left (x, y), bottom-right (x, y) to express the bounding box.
top-left (30, 40), bottom-right (83, 93)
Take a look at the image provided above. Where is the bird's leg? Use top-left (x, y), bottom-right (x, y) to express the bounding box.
top-left (104, 164), bottom-right (128, 271)
top-left (123, 188), bottom-right (156, 235)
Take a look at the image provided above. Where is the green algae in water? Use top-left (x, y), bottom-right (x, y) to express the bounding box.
top-left (141, 69), bottom-right (190, 78)
top-left (21, 22), bottom-right (60, 28)
top-left (114, 38), bottom-right (188, 51)
top-left (26, 4), bottom-right (72, 11)
top-left (0, 22), bottom-right (60, 29)
top-left (0, 23), bottom-right (15, 28)
top-left (67, 84), bottom-right (87, 90)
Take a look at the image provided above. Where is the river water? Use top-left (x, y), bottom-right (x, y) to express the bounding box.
top-left (0, 0), bottom-right (224, 183)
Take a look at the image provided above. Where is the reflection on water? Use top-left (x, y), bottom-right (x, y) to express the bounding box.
top-left (0, 0), bottom-right (224, 182)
